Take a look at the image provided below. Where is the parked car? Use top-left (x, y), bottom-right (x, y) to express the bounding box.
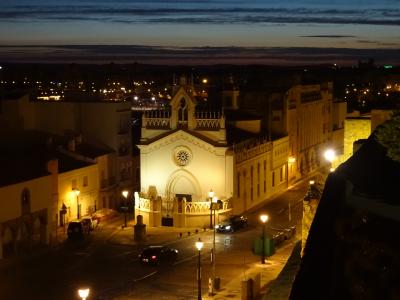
top-left (216, 215), bottom-right (248, 233)
top-left (81, 216), bottom-right (98, 231)
top-left (138, 246), bottom-right (178, 265)
top-left (67, 220), bottom-right (89, 240)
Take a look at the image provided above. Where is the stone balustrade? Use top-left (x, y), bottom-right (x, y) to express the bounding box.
top-left (135, 197), bottom-right (151, 212)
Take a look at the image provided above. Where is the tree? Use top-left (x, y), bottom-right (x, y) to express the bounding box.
top-left (374, 110), bottom-right (400, 163)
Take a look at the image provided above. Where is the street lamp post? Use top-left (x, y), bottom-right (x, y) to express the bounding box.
top-left (73, 188), bottom-right (80, 219)
top-left (78, 288), bottom-right (90, 300)
top-left (134, 191), bottom-right (140, 219)
top-left (195, 238), bottom-right (204, 300)
top-left (210, 196), bottom-right (219, 295)
top-left (121, 190), bottom-right (129, 227)
top-left (260, 214), bottom-right (269, 264)
top-left (208, 190), bottom-right (214, 229)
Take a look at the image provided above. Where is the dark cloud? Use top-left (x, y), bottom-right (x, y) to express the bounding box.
top-left (0, 5), bottom-right (399, 26)
top-left (301, 35), bottom-right (357, 38)
top-left (357, 40), bottom-right (379, 44)
top-left (0, 45), bottom-right (399, 66)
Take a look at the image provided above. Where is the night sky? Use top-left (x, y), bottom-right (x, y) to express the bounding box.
top-left (0, 0), bottom-right (399, 65)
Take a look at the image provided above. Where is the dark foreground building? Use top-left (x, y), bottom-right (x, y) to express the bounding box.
top-left (290, 132), bottom-right (400, 299)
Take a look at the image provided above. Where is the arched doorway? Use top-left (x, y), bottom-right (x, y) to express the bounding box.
top-left (163, 170), bottom-right (202, 225)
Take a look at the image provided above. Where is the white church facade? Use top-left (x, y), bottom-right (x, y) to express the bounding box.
top-left (137, 79), bottom-right (289, 227)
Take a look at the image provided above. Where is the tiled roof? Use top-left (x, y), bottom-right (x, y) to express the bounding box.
top-left (0, 130), bottom-right (107, 186)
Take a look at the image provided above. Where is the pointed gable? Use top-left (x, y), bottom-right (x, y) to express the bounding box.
top-left (169, 86), bottom-right (197, 130)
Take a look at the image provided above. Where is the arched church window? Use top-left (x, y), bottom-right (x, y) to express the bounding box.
top-left (178, 98), bottom-right (188, 126)
top-left (21, 188), bottom-right (31, 215)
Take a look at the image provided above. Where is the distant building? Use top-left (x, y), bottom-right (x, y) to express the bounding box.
top-left (240, 81), bottom-right (345, 183)
top-left (0, 130), bottom-right (112, 259)
top-left (0, 95), bottom-right (134, 208)
top-left (285, 82), bottom-right (345, 181)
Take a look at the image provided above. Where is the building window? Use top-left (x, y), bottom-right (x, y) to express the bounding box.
top-left (272, 171), bottom-right (275, 187)
top-left (83, 176), bottom-right (88, 187)
top-left (237, 172), bottom-right (241, 196)
top-left (243, 171), bottom-right (246, 199)
top-left (250, 166), bottom-right (254, 201)
top-left (21, 188), bottom-right (31, 215)
top-left (72, 179), bottom-right (77, 190)
top-left (263, 160), bottom-right (267, 193)
top-left (178, 98), bottom-right (188, 126)
top-left (257, 163), bottom-right (260, 197)
top-left (280, 168), bottom-right (283, 182)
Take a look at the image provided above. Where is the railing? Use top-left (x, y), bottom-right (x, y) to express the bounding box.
top-left (143, 110), bottom-right (171, 129)
top-left (195, 111), bottom-right (222, 130)
top-left (134, 197), bottom-right (232, 215)
top-left (135, 197), bottom-right (151, 212)
top-left (144, 117), bottom-right (170, 129)
top-left (185, 201), bottom-right (211, 214)
top-left (195, 118), bottom-right (220, 130)
top-left (184, 198), bottom-right (232, 215)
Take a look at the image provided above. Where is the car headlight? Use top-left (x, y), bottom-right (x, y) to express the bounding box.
top-left (215, 225), bottom-right (220, 229)
top-left (175, 249), bottom-right (178, 253)
top-left (225, 225), bottom-right (231, 230)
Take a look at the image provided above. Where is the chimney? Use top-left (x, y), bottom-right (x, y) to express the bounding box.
top-left (47, 158), bottom-right (59, 175)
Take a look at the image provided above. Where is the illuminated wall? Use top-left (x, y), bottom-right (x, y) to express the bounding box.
top-left (58, 164), bottom-right (99, 223)
top-left (286, 83), bottom-right (336, 179)
top-left (0, 175), bottom-right (53, 259)
top-left (139, 131), bottom-right (231, 201)
top-left (234, 136), bottom-right (289, 214)
top-left (336, 117), bottom-right (371, 167)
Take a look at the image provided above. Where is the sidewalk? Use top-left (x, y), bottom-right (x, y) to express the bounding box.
top-left (202, 239), bottom-right (298, 300)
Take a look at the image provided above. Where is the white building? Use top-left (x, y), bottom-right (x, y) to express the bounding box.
top-left (138, 78), bottom-right (289, 227)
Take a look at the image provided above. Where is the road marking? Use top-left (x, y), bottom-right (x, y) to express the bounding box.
top-left (173, 254), bottom-right (197, 265)
top-left (132, 271), bottom-right (158, 282)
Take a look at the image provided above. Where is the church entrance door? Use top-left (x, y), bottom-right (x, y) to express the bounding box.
top-left (175, 194), bottom-right (192, 213)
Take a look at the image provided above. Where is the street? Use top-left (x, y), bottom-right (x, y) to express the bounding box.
top-left (0, 182), bottom-right (308, 300)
